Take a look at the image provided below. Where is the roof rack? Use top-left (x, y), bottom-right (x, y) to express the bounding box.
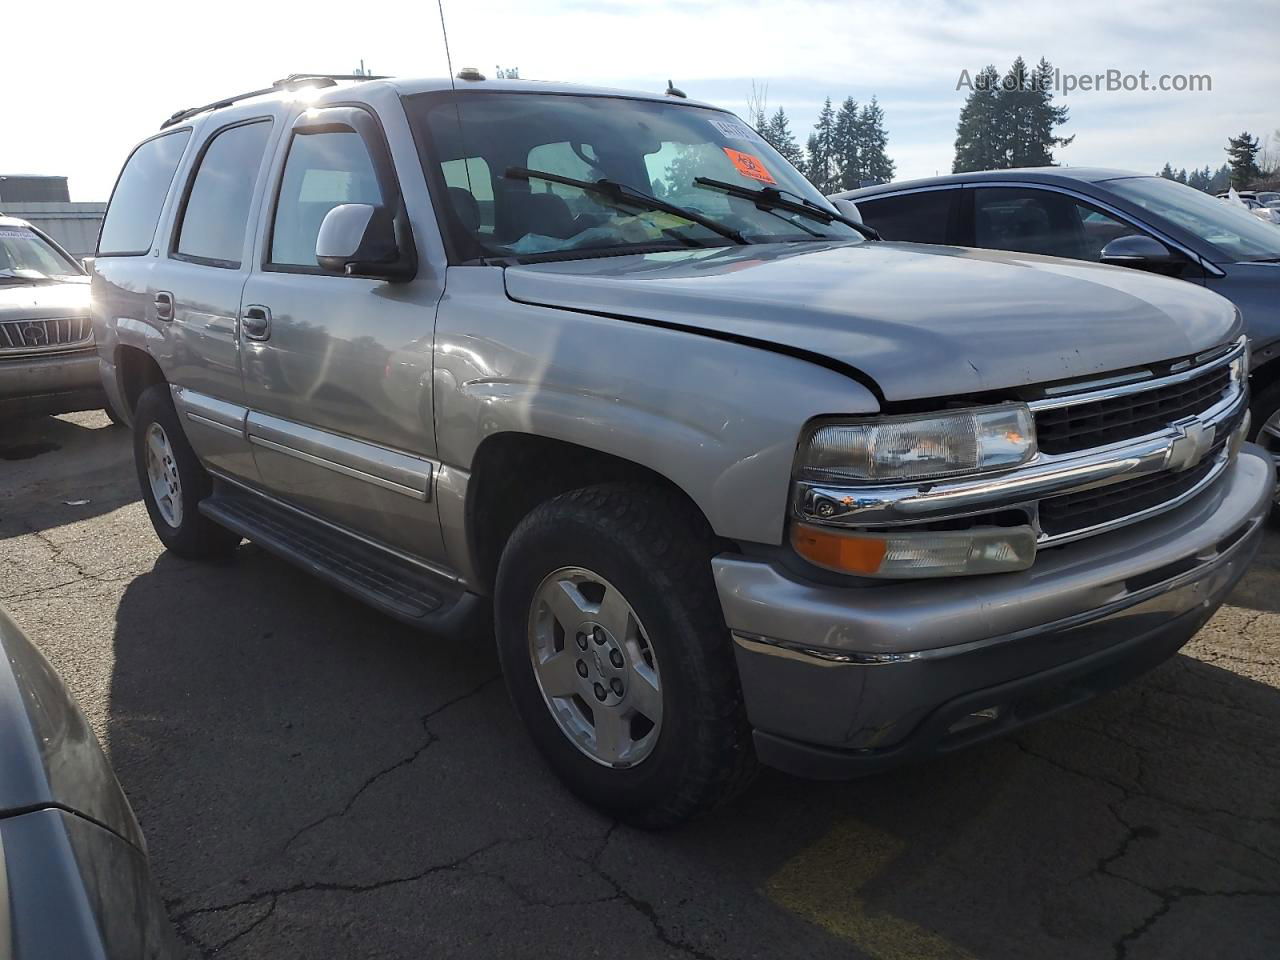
top-left (160, 73), bottom-right (390, 129)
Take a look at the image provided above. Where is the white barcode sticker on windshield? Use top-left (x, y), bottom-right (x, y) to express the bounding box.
top-left (711, 118), bottom-right (758, 141)
top-left (0, 229), bottom-right (33, 239)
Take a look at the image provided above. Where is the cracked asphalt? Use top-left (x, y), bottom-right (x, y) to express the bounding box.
top-left (3, 410), bottom-right (1279, 960)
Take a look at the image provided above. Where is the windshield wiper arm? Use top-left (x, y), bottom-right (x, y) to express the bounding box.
top-left (692, 177), bottom-right (880, 240)
top-left (505, 167), bottom-right (749, 245)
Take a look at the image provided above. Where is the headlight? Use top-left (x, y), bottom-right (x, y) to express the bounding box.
top-left (798, 403), bottom-right (1036, 484)
top-left (791, 524), bottom-right (1037, 578)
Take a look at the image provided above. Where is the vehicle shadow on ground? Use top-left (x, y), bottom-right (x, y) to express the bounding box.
top-left (0, 412), bottom-right (136, 536)
top-left (105, 545), bottom-right (1280, 960)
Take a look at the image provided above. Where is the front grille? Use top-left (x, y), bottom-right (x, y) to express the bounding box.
top-left (1038, 422), bottom-right (1234, 538)
top-left (1035, 364), bottom-right (1231, 455)
top-left (0, 316), bottom-right (92, 351)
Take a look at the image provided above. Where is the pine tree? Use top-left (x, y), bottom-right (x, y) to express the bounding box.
top-left (805, 98), bottom-right (838, 193)
top-left (1226, 132), bottom-right (1262, 188)
top-left (832, 97), bottom-right (861, 191)
top-left (1159, 163), bottom-right (1177, 180)
top-left (1007, 58), bottom-right (1071, 167)
top-left (856, 97), bottom-right (896, 184)
top-left (765, 108), bottom-right (806, 172)
top-left (953, 65), bottom-right (1003, 172)
top-left (1175, 168), bottom-right (1188, 184)
top-left (1207, 163), bottom-right (1232, 193)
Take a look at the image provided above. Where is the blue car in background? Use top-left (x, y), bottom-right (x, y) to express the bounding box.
top-left (836, 169), bottom-right (1280, 485)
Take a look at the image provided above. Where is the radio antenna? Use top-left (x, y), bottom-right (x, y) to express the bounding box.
top-left (437, 0), bottom-right (457, 91)
top-left (435, 0), bottom-right (476, 199)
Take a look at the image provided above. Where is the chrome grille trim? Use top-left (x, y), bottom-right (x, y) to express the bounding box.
top-left (793, 337), bottom-right (1248, 551)
top-left (0, 316), bottom-right (93, 354)
top-left (1028, 337), bottom-right (1244, 413)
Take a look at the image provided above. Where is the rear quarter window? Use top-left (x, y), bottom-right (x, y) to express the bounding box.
top-left (98, 130), bottom-right (191, 256)
top-left (857, 190), bottom-right (955, 244)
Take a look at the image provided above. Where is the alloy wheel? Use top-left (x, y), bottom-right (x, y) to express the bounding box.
top-left (527, 566), bottom-right (663, 767)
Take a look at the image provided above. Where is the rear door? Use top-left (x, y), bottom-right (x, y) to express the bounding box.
top-left (160, 107), bottom-right (280, 483)
top-left (237, 104), bottom-right (448, 565)
top-left (92, 127), bottom-right (192, 407)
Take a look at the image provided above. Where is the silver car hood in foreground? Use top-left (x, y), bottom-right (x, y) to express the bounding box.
top-left (504, 241), bottom-right (1241, 402)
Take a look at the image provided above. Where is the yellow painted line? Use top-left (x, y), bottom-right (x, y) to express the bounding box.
top-left (766, 821), bottom-right (976, 960)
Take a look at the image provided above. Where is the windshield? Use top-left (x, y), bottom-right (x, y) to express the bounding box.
top-left (0, 225), bottom-right (82, 281)
top-left (408, 92), bottom-right (864, 262)
top-left (1105, 176), bottom-right (1280, 263)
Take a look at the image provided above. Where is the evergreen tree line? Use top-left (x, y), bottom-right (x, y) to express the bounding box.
top-left (750, 96), bottom-right (896, 194)
top-left (952, 56), bottom-right (1072, 173)
top-left (1158, 131), bottom-right (1280, 192)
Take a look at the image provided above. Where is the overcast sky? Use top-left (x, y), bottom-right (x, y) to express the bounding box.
top-left (5, 0), bottom-right (1275, 200)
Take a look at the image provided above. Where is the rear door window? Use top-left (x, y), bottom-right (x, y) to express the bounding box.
top-left (98, 130), bottom-right (192, 255)
top-left (269, 130), bottom-right (383, 269)
top-left (174, 120), bottom-right (273, 268)
top-left (856, 190), bottom-right (955, 244)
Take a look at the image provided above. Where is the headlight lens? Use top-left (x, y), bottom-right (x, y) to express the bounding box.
top-left (799, 404), bottom-right (1037, 484)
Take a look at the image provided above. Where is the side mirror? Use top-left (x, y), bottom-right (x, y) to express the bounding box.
top-left (316, 204), bottom-right (410, 280)
top-left (830, 197), bottom-right (863, 224)
top-left (1100, 235), bottom-right (1185, 275)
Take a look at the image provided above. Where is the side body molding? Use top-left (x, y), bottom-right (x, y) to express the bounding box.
top-left (245, 412), bottom-right (433, 501)
top-left (171, 387), bottom-right (434, 501)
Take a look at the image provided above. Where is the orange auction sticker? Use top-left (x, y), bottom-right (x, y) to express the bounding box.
top-left (722, 147), bottom-right (776, 184)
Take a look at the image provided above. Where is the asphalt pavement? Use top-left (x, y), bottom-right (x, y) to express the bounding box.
top-left (2, 410), bottom-right (1278, 960)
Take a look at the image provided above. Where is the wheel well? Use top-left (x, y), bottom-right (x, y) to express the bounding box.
top-left (116, 346), bottom-right (166, 414)
top-left (466, 433), bottom-right (714, 593)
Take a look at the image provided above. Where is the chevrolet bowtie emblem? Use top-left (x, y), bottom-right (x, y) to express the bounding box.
top-left (1165, 416), bottom-right (1215, 473)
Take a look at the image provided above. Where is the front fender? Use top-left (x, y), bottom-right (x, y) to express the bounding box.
top-left (433, 268), bottom-right (879, 547)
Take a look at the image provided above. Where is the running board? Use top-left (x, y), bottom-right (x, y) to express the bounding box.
top-left (200, 485), bottom-right (482, 633)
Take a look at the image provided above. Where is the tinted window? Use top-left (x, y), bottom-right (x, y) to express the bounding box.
top-left (1074, 204), bottom-right (1146, 261)
top-left (973, 188), bottom-right (1148, 262)
top-left (857, 190), bottom-right (953, 243)
top-left (99, 130), bottom-right (191, 255)
top-left (175, 121), bottom-right (272, 266)
top-left (270, 131), bottom-right (383, 268)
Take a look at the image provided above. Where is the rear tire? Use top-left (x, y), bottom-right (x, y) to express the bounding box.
top-left (495, 483), bottom-right (757, 828)
top-left (133, 383), bottom-right (240, 560)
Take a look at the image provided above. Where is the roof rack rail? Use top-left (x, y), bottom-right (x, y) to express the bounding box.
top-left (160, 73), bottom-right (390, 129)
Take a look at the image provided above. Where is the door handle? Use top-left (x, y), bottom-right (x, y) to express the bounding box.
top-left (154, 291), bottom-right (174, 322)
top-left (241, 305), bottom-right (272, 341)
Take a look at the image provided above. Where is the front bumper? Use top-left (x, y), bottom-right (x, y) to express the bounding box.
top-left (713, 444), bottom-right (1273, 779)
top-left (0, 349), bottom-right (104, 417)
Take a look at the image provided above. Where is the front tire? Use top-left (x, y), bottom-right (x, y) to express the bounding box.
top-left (1249, 379), bottom-right (1280, 524)
top-left (133, 383), bottom-right (240, 560)
top-left (495, 483), bottom-right (756, 828)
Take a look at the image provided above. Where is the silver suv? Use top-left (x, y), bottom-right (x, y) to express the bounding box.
top-left (0, 215), bottom-right (111, 420)
top-left (91, 74), bottom-right (1273, 826)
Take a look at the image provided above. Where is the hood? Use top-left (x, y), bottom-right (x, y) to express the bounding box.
top-left (503, 242), bottom-right (1241, 402)
top-left (0, 278), bottom-right (90, 323)
top-left (0, 607), bottom-right (144, 849)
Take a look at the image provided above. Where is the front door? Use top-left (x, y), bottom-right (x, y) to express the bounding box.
top-left (238, 105), bottom-right (447, 565)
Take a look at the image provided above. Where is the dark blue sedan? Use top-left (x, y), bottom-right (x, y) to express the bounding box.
top-left (836, 169), bottom-right (1280, 480)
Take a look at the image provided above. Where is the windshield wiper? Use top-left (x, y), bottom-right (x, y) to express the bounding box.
top-left (505, 167), bottom-right (749, 245)
top-left (692, 177), bottom-right (880, 240)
